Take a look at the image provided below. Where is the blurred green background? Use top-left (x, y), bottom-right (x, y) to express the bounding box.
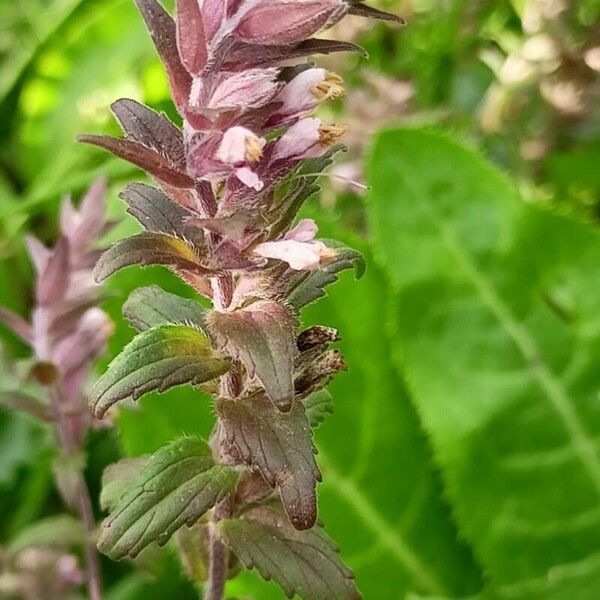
top-left (1, 0), bottom-right (600, 598)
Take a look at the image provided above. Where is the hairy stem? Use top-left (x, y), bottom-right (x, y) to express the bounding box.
top-left (204, 525), bottom-right (229, 600)
top-left (48, 386), bottom-right (103, 600)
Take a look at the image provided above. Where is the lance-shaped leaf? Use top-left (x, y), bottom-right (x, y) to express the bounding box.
top-left (78, 134), bottom-right (194, 188)
top-left (123, 285), bottom-right (208, 333)
top-left (90, 324), bottom-right (230, 418)
top-left (133, 0), bottom-right (192, 108)
top-left (94, 232), bottom-right (208, 283)
top-left (286, 241), bottom-right (365, 309)
top-left (98, 436), bottom-right (238, 559)
top-left (120, 182), bottom-right (198, 238)
top-left (216, 394), bottom-right (319, 530)
top-left (208, 300), bottom-right (298, 411)
top-left (347, 1), bottom-right (405, 23)
top-left (303, 389), bottom-right (334, 428)
top-left (111, 99), bottom-right (186, 168)
top-left (223, 38), bottom-right (366, 69)
top-left (175, 0), bottom-right (208, 75)
top-left (37, 237), bottom-right (69, 306)
top-left (219, 504), bottom-right (360, 600)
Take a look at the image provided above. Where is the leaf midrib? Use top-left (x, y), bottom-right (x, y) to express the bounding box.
top-left (409, 177), bottom-right (600, 497)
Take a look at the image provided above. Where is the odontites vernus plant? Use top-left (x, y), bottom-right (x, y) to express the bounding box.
top-left (0, 179), bottom-right (114, 600)
top-left (80, 1), bottom-right (401, 599)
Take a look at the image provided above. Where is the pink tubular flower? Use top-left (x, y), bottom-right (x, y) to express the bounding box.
top-left (253, 219), bottom-right (336, 270)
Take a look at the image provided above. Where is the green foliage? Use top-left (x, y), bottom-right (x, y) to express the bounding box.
top-left (369, 127), bottom-right (600, 597)
top-left (123, 285), bottom-right (208, 332)
top-left (90, 324), bottom-right (230, 418)
top-left (216, 393), bottom-right (319, 531)
top-left (219, 504), bottom-right (360, 600)
top-left (99, 436), bottom-right (237, 560)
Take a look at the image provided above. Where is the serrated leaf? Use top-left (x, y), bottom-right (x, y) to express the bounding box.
top-left (219, 504), bottom-right (360, 600)
top-left (94, 232), bottom-right (208, 283)
top-left (78, 134), bottom-right (193, 188)
top-left (123, 285), bottom-right (208, 333)
top-left (216, 394), bottom-right (319, 530)
top-left (286, 241), bottom-right (365, 310)
top-left (98, 436), bottom-right (237, 559)
top-left (208, 300), bottom-right (298, 411)
top-left (100, 456), bottom-right (149, 512)
top-left (90, 324), bottom-right (230, 418)
top-left (120, 182), bottom-right (197, 237)
top-left (111, 98), bottom-right (185, 168)
top-left (369, 127), bottom-right (600, 593)
top-left (303, 389), bottom-right (334, 428)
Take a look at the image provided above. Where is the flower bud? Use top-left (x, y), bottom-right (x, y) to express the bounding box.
top-left (233, 0), bottom-right (347, 46)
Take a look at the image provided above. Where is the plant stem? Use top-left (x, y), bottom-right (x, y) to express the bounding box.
top-left (204, 526), bottom-right (229, 600)
top-left (47, 386), bottom-right (103, 600)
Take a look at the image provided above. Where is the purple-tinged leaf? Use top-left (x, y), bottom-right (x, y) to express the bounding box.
top-left (233, 0), bottom-right (347, 46)
top-left (98, 436), bottom-right (237, 559)
top-left (53, 308), bottom-right (113, 378)
top-left (0, 390), bottom-right (51, 421)
top-left (233, 471), bottom-right (273, 506)
top-left (93, 232), bottom-right (208, 283)
top-left (219, 504), bottom-right (360, 600)
top-left (89, 324), bottom-right (230, 418)
top-left (111, 99), bottom-right (186, 168)
top-left (0, 307), bottom-right (33, 344)
top-left (347, 1), bottom-right (405, 23)
top-left (217, 393), bottom-right (319, 530)
top-left (207, 300), bottom-right (298, 411)
top-left (122, 285), bottom-right (208, 333)
top-left (175, 0), bottom-right (208, 75)
top-left (133, 0), bottom-right (192, 109)
top-left (286, 240), bottom-right (365, 309)
top-left (295, 348), bottom-right (347, 395)
top-left (24, 235), bottom-right (51, 274)
top-left (297, 325), bottom-right (339, 351)
top-left (223, 38), bottom-right (366, 69)
top-left (37, 238), bottom-right (70, 306)
top-left (78, 134), bottom-right (193, 188)
top-left (47, 293), bottom-right (103, 343)
top-left (120, 182), bottom-right (197, 238)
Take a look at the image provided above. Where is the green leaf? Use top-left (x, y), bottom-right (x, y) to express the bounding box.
top-left (207, 300), bottom-right (298, 411)
top-left (8, 514), bottom-right (84, 552)
top-left (122, 285), bottom-right (208, 333)
top-left (286, 240), bottom-right (365, 310)
top-left (90, 324), bottom-right (230, 418)
top-left (369, 128), bottom-right (600, 593)
top-left (219, 504), bottom-right (360, 600)
top-left (303, 389), bottom-right (334, 428)
top-left (216, 394), bottom-right (319, 530)
top-left (94, 232), bottom-right (209, 283)
top-left (98, 436), bottom-right (238, 560)
top-left (100, 456), bottom-right (149, 512)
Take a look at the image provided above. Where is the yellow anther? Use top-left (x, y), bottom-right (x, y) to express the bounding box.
top-left (244, 136), bottom-right (264, 162)
top-left (318, 123), bottom-right (347, 147)
top-left (312, 72), bottom-right (346, 101)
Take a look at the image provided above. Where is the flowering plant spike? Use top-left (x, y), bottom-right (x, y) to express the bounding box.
top-left (0, 179), bottom-right (114, 600)
top-left (80, 1), bottom-right (400, 598)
